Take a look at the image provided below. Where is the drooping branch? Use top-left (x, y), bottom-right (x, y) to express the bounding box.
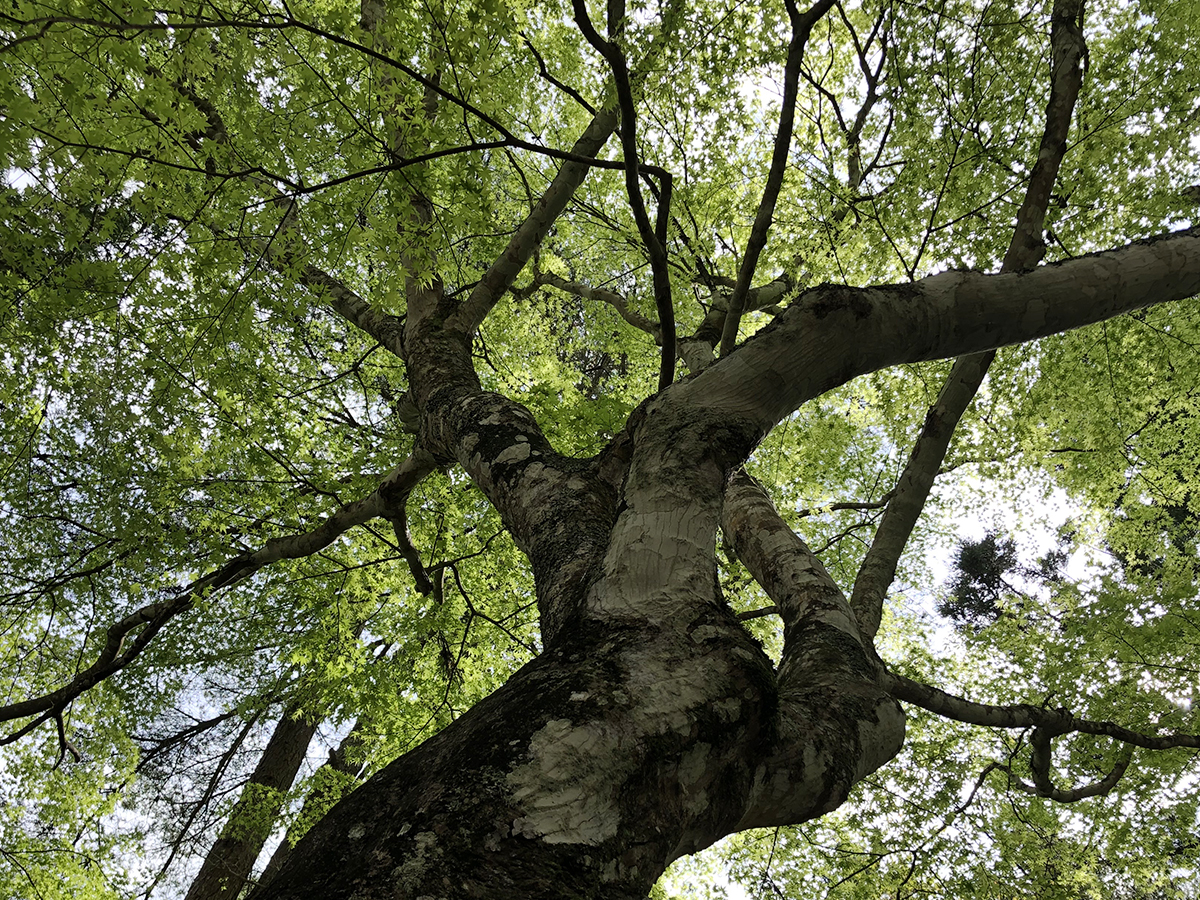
top-left (383, 504), bottom-right (435, 596)
top-left (887, 672), bottom-right (1200, 751)
top-left (0, 453), bottom-right (435, 740)
top-left (997, 752), bottom-right (1133, 803)
top-left (886, 671), bottom-right (1194, 801)
top-left (1023, 729), bottom-right (1133, 802)
top-left (717, 0), bottom-right (837, 357)
top-left (849, 0), bottom-right (1089, 638)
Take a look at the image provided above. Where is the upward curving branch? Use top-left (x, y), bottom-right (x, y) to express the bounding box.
top-left (717, 0), bottom-right (837, 358)
top-left (849, 0), bottom-right (1090, 638)
top-left (571, 0), bottom-right (676, 390)
top-left (0, 453), bottom-right (435, 744)
top-left (676, 227), bottom-right (1200, 431)
top-left (452, 0), bottom-right (688, 338)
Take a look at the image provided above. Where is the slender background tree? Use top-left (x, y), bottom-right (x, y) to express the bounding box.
top-left (1, 0), bottom-right (1199, 897)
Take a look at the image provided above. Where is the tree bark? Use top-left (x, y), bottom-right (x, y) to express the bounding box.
top-left (185, 706), bottom-right (317, 900)
top-left (248, 228), bottom-right (1200, 899)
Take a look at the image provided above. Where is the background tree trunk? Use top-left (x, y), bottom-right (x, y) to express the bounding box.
top-left (255, 721), bottom-right (366, 890)
top-left (185, 705), bottom-right (317, 900)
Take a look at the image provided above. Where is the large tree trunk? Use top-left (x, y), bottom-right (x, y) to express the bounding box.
top-left (249, 230), bottom-right (1200, 900)
top-left (251, 609), bottom-right (900, 898)
top-left (186, 705), bottom-right (317, 900)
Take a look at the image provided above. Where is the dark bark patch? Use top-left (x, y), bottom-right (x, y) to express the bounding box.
top-left (803, 285), bottom-right (875, 320)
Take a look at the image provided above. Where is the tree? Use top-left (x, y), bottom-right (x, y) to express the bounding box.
top-left (1, 0), bottom-right (1199, 898)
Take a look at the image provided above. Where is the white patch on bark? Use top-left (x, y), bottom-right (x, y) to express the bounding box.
top-left (506, 649), bottom-right (730, 846)
top-left (712, 697), bottom-right (741, 721)
top-left (589, 504), bottom-right (718, 623)
top-left (390, 831), bottom-right (441, 894)
top-left (676, 743), bottom-right (712, 814)
top-left (494, 441), bottom-right (532, 465)
top-left (506, 719), bottom-right (622, 846)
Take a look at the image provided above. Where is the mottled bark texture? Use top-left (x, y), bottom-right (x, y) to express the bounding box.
top-left (240, 6), bottom-right (1200, 894)
top-left (251, 228), bottom-right (1200, 899)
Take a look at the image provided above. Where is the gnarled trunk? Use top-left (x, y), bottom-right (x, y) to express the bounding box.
top-left (252, 599), bottom-right (900, 899)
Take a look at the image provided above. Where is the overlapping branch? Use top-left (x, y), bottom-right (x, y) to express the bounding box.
top-left (533, 271), bottom-right (661, 340)
top-left (0, 453), bottom-right (435, 746)
top-left (721, 472), bottom-right (1190, 808)
top-left (849, 0), bottom-right (1089, 639)
top-left (571, 0), bottom-right (676, 390)
top-left (532, 266), bottom-right (797, 372)
top-left (448, 0), bottom-right (687, 336)
top-left (717, 0), bottom-right (838, 357)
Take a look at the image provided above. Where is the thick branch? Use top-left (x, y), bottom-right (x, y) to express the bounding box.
top-left (720, 471), bottom-right (904, 830)
top-left (297, 262), bottom-right (406, 358)
top-left (257, 720), bottom-right (368, 889)
top-left (849, 350), bottom-right (995, 636)
top-left (675, 227), bottom-right (1200, 434)
top-left (722, 471), bottom-right (871, 678)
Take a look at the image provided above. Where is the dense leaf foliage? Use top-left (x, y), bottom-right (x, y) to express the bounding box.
top-left (1, 0), bottom-right (1198, 897)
